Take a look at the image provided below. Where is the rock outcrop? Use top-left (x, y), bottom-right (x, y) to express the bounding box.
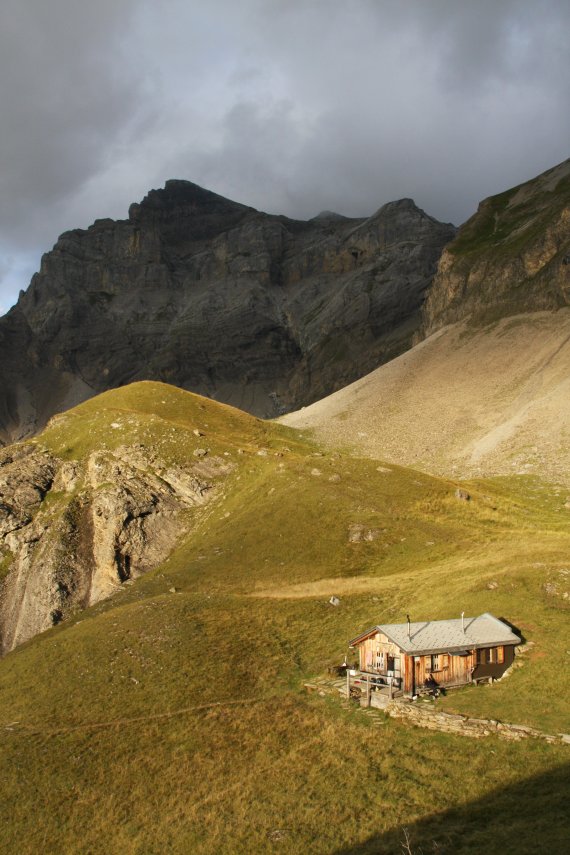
top-left (421, 158), bottom-right (570, 336)
top-left (0, 441), bottom-right (232, 654)
top-left (0, 181), bottom-right (455, 442)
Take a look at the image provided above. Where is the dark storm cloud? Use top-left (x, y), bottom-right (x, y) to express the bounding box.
top-left (0, 0), bottom-right (145, 238)
top-left (179, 0), bottom-right (570, 222)
top-left (1, 0), bottom-right (570, 310)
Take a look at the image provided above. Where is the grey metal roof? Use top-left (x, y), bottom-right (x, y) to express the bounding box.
top-left (350, 613), bottom-right (520, 655)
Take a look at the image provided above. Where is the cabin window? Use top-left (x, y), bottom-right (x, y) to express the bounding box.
top-left (375, 651), bottom-right (385, 670)
top-left (430, 654), bottom-right (440, 671)
top-left (476, 647), bottom-right (502, 665)
top-left (487, 647), bottom-right (504, 664)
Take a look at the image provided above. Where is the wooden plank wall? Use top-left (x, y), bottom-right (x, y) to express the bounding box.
top-left (357, 634), bottom-right (511, 694)
top-left (358, 634), bottom-right (402, 682)
top-left (411, 647), bottom-right (508, 691)
top-left (412, 651), bottom-right (476, 690)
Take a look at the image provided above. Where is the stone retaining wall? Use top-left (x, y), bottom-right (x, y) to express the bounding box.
top-left (304, 674), bottom-right (569, 746)
top-left (385, 699), bottom-right (570, 745)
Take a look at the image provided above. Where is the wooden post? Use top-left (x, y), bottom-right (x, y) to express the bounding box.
top-left (346, 669), bottom-right (350, 700)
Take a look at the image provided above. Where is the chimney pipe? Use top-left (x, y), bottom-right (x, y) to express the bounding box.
top-left (461, 611), bottom-right (465, 634)
top-left (407, 614), bottom-right (411, 640)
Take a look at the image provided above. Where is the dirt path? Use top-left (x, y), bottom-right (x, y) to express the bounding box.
top-left (1, 696), bottom-right (263, 736)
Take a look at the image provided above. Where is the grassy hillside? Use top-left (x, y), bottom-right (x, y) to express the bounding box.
top-left (39, 380), bottom-right (296, 462)
top-left (0, 382), bottom-right (568, 854)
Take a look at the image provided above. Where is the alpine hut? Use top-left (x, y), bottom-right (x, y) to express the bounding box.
top-left (348, 613), bottom-right (521, 700)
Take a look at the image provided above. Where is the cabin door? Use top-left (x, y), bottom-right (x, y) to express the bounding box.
top-left (414, 657), bottom-right (421, 694)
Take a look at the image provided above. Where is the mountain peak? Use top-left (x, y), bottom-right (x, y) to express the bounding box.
top-left (129, 179), bottom-right (254, 222)
top-left (0, 177), bottom-right (455, 443)
top-left (310, 210), bottom-right (350, 222)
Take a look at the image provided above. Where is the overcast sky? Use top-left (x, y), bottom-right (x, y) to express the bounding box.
top-left (1, 0), bottom-right (569, 314)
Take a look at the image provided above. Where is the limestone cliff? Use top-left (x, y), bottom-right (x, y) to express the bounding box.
top-left (0, 440), bottom-right (232, 654)
top-left (0, 182), bottom-right (455, 442)
top-left (421, 158), bottom-right (570, 336)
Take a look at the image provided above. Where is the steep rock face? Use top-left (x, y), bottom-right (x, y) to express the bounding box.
top-left (0, 182), bottom-right (455, 442)
top-left (422, 159), bottom-right (570, 336)
top-left (0, 445), bottom-right (57, 537)
top-left (0, 441), bottom-right (232, 654)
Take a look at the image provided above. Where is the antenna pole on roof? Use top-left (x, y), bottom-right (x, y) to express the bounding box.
top-left (407, 614), bottom-right (411, 640)
top-left (461, 611), bottom-right (465, 634)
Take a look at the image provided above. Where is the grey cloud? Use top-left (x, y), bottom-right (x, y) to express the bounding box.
top-left (0, 256), bottom-right (12, 313)
top-left (1, 0), bottom-right (570, 312)
top-left (0, 0), bottom-right (144, 244)
top-left (163, 0), bottom-right (570, 224)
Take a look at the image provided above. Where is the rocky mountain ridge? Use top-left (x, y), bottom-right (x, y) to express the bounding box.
top-left (0, 181), bottom-right (455, 443)
top-left (421, 158), bottom-right (570, 335)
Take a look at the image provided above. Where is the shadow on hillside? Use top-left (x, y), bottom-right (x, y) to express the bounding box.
top-left (333, 761), bottom-right (570, 855)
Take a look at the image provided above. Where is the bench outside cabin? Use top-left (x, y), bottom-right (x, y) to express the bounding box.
top-left (347, 613), bottom-right (521, 704)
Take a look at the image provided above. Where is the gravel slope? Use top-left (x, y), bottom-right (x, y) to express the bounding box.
top-left (281, 309), bottom-right (570, 483)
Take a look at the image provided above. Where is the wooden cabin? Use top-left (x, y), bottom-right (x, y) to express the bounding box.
top-left (348, 613), bottom-right (520, 699)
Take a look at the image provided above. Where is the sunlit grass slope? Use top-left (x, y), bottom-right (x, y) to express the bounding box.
top-left (1, 382), bottom-right (568, 854)
top-left (40, 379), bottom-right (301, 463)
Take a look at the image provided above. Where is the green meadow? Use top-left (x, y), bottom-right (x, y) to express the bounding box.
top-left (0, 383), bottom-right (568, 854)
